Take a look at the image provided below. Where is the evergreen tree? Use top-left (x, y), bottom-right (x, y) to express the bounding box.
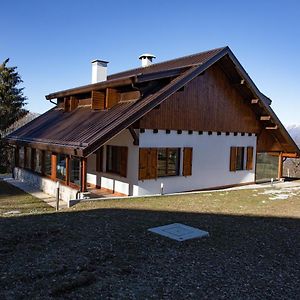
top-left (0, 58), bottom-right (28, 172)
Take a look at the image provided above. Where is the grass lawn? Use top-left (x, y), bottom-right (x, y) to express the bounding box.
top-left (0, 181), bottom-right (299, 299)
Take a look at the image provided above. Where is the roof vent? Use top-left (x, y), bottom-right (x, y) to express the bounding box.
top-left (139, 53), bottom-right (156, 67)
top-left (91, 59), bottom-right (109, 83)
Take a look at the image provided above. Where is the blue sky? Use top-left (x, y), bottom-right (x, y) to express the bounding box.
top-left (1, 0), bottom-right (300, 125)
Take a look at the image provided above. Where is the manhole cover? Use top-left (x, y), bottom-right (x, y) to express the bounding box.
top-left (148, 223), bottom-right (209, 241)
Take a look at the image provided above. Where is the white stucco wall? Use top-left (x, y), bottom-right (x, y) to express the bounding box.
top-left (87, 128), bottom-right (139, 195)
top-left (135, 130), bottom-right (257, 196)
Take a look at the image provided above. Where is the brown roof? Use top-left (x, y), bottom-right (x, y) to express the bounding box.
top-left (108, 47), bottom-right (226, 80)
top-left (7, 46), bottom-right (300, 157)
top-left (45, 47), bottom-right (226, 100)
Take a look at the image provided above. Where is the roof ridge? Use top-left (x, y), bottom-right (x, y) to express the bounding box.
top-left (107, 46), bottom-right (227, 78)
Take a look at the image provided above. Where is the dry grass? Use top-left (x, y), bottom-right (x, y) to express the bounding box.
top-left (0, 181), bottom-right (299, 299)
top-left (0, 181), bottom-right (53, 216)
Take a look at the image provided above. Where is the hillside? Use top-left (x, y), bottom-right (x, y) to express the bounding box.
top-left (284, 125), bottom-right (300, 177)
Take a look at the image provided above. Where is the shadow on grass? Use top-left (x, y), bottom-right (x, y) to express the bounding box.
top-left (0, 208), bottom-right (299, 299)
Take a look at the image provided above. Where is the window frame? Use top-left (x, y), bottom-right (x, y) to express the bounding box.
top-left (157, 148), bottom-right (180, 177)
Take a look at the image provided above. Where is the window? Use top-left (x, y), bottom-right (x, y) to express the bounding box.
top-left (44, 151), bottom-right (52, 176)
top-left (157, 148), bottom-right (180, 177)
top-left (25, 147), bottom-right (31, 169)
top-left (70, 157), bottom-right (81, 186)
top-left (19, 147), bottom-right (25, 168)
top-left (35, 150), bottom-right (43, 173)
top-left (106, 146), bottom-right (128, 177)
top-left (56, 154), bottom-right (67, 181)
top-left (230, 146), bottom-right (253, 172)
top-left (236, 147), bottom-right (244, 171)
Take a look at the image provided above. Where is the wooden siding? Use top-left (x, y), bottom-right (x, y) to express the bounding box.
top-left (139, 64), bottom-right (261, 133)
top-left (92, 91), bottom-right (105, 110)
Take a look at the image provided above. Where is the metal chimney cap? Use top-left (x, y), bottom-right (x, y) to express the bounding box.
top-left (91, 59), bottom-right (109, 65)
top-left (139, 53), bottom-right (156, 60)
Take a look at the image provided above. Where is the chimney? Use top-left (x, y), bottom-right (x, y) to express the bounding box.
top-left (91, 59), bottom-right (109, 83)
top-left (139, 53), bottom-right (156, 67)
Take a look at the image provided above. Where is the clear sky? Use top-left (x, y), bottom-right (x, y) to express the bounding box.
top-left (1, 0), bottom-right (299, 125)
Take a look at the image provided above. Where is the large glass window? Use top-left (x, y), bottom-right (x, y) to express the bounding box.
top-left (44, 151), bottom-right (52, 176)
top-left (56, 154), bottom-right (67, 181)
top-left (25, 147), bottom-right (31, 169)
top-left (19, 147), bottom-right (25, 168)
top-left (70, 157), bottom-right (81, 186)
top-left (35, 150), bottom-right (43, 173)
top-left (157, 148), bottom-right (180, 177)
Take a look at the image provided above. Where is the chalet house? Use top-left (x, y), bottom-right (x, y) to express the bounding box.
top-left (6, 47), bottom-right (300, 202)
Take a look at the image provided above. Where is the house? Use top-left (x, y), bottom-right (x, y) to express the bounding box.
top-left (6, 46), bottom-right (300, 202)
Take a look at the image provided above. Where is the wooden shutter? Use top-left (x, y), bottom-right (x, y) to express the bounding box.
top-left (246, 147), bottom-right (254, 170)
top-left (149, 148), bottom-right (158, 179)
top-left (120, 147), bottom-right (128, 177)
top-left (230, 147), bottom-right (237, 172)
top-left (183, 147), bottom-right (193, 176)
top-left (96, 147), bottom-right (103, 172)
top-left (92, 91), bottom-right (105, 110)
top-left (139, 148), bottom-right (157, 180)
top-left (139, 148), bottom-right (148, 180)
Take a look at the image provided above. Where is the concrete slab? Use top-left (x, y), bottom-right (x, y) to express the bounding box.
top-left (2, 177), bottom-right (67, 209)
top-left (148, 223), bottom-right (209, 241)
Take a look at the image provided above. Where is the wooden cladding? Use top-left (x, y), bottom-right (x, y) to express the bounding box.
top-left (230, 146), bottom-right (254, 172)
top-left (64, 96), bottom-right (78, 112)
top-left (92, 91), bottom-right (105, 110)
top-left (63, 89), bottom-right (141, 112)
top-left (246, 147), bottom-right (254, 170)
top-left (139, 148), bottom-right (157, 180)
top-left (106, 88), bottom-right (119, 109)
top-left (183, 147), bottom-right (193, 176)
top-left (140, 64), bottom-right (261, 133)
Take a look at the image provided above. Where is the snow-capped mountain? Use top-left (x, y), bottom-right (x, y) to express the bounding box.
top-left (286, 125), bottom-right (300, 144)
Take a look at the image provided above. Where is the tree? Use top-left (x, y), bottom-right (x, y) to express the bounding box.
top-left (0, 58), bottom-right (28, 172)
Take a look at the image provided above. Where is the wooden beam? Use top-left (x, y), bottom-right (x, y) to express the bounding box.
top-left (282, 152), bottom-right (299, 158)
top-left (260, 115), bottom-right (271, 121)
top-left (81, 157), bottom-right (87, 192)
top-left (266, 125), bottom-right (278, 130)
top-left (119, 90), bottom-right (141, 102)
top-left (128, 126), bottom-right (139, 145)
top-left (51, 153), bottom-right (57, 180)
top-left (278, 152), bottom-right (283, 179)
top-left (66, 156), bottom-right (70, 185)
top-left (251, 99), bottom-right (259, 104)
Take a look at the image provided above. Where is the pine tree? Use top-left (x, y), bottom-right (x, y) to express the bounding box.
top-left (0, 58), bottom-right (28, 172)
